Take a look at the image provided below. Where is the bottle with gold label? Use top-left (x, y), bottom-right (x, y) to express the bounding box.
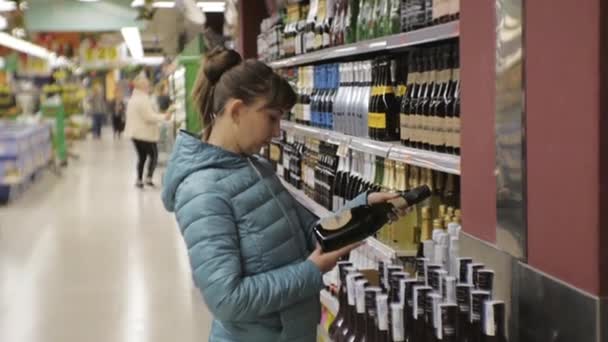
top-left (314, 185), bottom-right (432, 252)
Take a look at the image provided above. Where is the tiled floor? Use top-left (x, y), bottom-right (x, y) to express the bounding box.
top-left (0, 133), bottom-right (212, 342)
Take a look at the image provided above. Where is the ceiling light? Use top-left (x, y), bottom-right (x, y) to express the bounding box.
top-left (130, 0), bottom-right (144, 7)
top-left (152, 1), bottom-right (175, 8)
top-left (0, 1), bottom-right (16, 12)
top-left (0, 32), bottom-right (51, 59)
top-left (196, 1), bottom-right (225, 12)
top-left (131, 56), bottom-right (165, 66)
top-left (121, 27), bottom-right (144, 59)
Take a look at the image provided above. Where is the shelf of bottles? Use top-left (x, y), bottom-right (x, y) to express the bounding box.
top-left (320, 232), bottom-right (509, 342)
top-left (262, 0), bottom-right (460, 67)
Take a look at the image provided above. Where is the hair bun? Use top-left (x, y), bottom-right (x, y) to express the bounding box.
top-left (203, 48), bottom-right (242, 85)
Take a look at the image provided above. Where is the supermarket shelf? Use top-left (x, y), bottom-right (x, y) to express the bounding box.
top-left (281, 120), bottom-right (461, 175)
top-left (320, 289), bottom-right (339, 316)
top-left (279, 177), bottom-right (412, 260)
top-left (268, 21), bottom-right (459, 69)
top-left (280, 177), bottom-right (330, 218)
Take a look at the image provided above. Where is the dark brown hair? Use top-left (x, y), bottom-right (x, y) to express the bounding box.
top-left (192, 47), bottom-right (296, 140)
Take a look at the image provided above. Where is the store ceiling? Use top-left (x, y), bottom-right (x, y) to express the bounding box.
top-left (21, 0), bottom-right (221, 57)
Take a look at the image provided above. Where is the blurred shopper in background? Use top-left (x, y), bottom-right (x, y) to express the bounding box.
top-left (87, 84), bottom-right (107, 139)
top-left (124, 72), bottom-right (172, 188)
top-left (111, 89), bottom-right (126, 139)
top-left (161, 48), bottom-right (398, 342)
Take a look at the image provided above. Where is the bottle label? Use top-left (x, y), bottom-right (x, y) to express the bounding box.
top-left (377, 295), bottom-right (389, 331)
top-left (397, 85), bottom-right (407, 97)
top-left (391, 303), bottom-right (405, 341)
top-left (319, 210), bottom-right (353, 231)
top-left (368, 112), bottom-right (387, 129)
top-left (456, 284), bottom-right (471, 313)
top-left (483, 301), bottom-right (496, 336)
top-left (356, 280), bottom-right (367, 314)
top-left (470, 291), bottom-right (490, 323)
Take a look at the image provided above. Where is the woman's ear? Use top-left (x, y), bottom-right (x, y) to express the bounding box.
top-left (224, 98), bottom-right (244, 124)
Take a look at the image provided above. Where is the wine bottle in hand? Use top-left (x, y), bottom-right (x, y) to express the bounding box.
top-left (314, 185), bottom-right (432, 252)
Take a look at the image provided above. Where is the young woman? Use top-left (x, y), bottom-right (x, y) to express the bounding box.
top-left (161, 48), bottom-right (398, 342)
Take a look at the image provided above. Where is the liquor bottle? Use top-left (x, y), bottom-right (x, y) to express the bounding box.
top-left (389, 271), bottom-right (408, 304)
top-left (411, 50), bottom-right (428, 149)
top-left (456, 283), bottom-right (473, 342)
top-left (356, 0), bottom-right (369, 41)
top-left (412, 286), bottom-right (432, 342)
top-left (482, 301), bottom-right (507, 342)
top-left (350, 278), bottom-right (370, 342)
top-left (339, 272), bottom-right (365, 342)
top-left (431, 45), bottom-right (451, 153)
top-left (361, 61), bottom-right (373, 138)
top-left (425, 293), bottom-right (442, 342)
top-left (477, 269), bottom-right (495, 297)
top-left (446, 44), bottom-right (460, 155)
top-left (391, 302), bottom-right (405, 342)
top-left (364, 287), bottom-right (383, 341)
top-left (369, 57), bottom-right (399, 141)
top-left (345, 0), bottom-right (359, 44)
top-left (421, 48), bottom-right (439, 150)
top-left (314, 185), bottom-right (431, 252)
top-left (400, 51), bottom-right (418, 146)
top-left (437, 303), bottom-right (459, 341)
top-left (416, 257), bottom-right (429, 282)
top-left (330, 262), bottom-right (355, 339)
top-left (376, 293), bottom-right (391, 342)
top-left (389, 0), bottom-right (401, 34)
top-left (469, 291), bottom-right (491, 342)
top-left (467, 263), bottom-right (485, 288)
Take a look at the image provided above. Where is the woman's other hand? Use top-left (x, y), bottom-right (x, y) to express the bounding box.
top-left (308, 242), bottom-right (362, 273)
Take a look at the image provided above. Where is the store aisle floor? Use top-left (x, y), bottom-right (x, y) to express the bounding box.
top-left (0, 134), bottom-right (212, 342)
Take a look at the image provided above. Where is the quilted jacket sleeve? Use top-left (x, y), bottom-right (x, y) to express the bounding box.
top-left (295, 191), bottom-right (369, 253)
top-left (178, 191), bottom-right (324, 322)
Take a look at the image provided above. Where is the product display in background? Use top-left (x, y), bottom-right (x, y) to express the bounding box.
top-left (0, 121), bottom-right (52, 203)
top-left (258, 0), bottom-right (460, 63)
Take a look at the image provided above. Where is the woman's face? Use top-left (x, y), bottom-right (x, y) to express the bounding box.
top-left (233, 98), bottom-right (283, 155)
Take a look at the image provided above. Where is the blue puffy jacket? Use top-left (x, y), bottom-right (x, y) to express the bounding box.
top-left (162, 131), bottom-right (367, 342)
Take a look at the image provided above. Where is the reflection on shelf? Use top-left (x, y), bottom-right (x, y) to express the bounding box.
top-left (269, 21), bottom-right (459, 69)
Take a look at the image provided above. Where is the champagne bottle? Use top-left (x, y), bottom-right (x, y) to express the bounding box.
top-left (314, 185), bottom-right (431, 252)
top-left (376, 293), bottom-right (391, 342)
top-left (456, 283), bottom-right (473, 341)
top-left (340, 273), bottom-right (365, 342)
top-left (482, 301), bottom-right (507, 342)
top-left (437, 303), bottom-right (459, 341)
top-left (330, 262), bottom-right (355, 339)
top-left (412, 286), bottom-right (432, 342)
top-left (364, 287), bottom-right (383, 341)
top-left (469, 291), bottom-right (491, 342)
top-left (350, 278), bottom-right (370, 342)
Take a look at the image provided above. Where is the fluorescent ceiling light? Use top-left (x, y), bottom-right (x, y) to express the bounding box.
top-left (131, 56), bottom-right (165, 66)
top-left (197, 1), bottom-right (225, 12)
top-left (152, 1), bottom-right (174, 8)
top-left (131, 0), bottom-right (144, 7)
top-left (0, 32), bottom-right (52, 59)
top-left (0, 1), bottom-right (16, 12)
top-left (121, 27), bottom-right (144, 59)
